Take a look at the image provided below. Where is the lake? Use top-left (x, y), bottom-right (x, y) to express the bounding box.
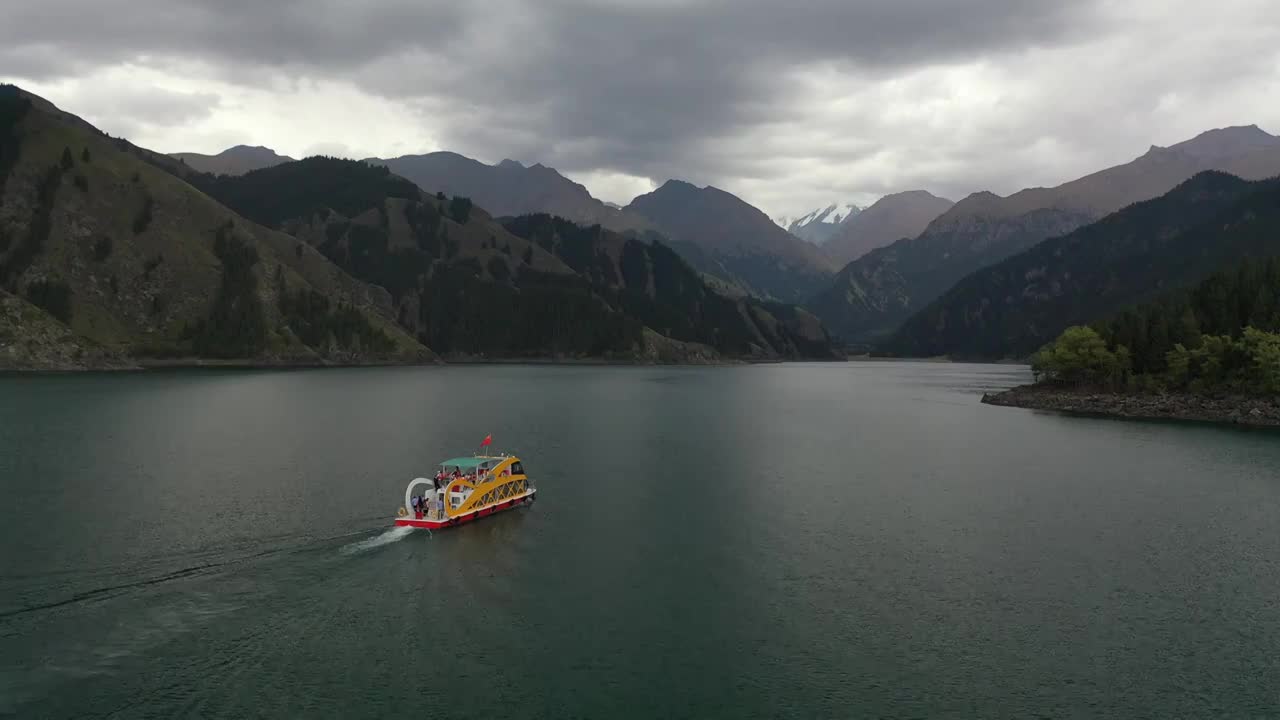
top-left (2, 363), bottom-right (1279, 718)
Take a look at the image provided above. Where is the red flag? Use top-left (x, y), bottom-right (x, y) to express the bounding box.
top-left (480, 434), bottom-right (492, 447)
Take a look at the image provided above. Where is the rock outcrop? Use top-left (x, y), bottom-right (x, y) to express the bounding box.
top-left (982, 384), bottom-right (1280, 428)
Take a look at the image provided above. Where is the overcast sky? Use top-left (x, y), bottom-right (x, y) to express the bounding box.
top-left (4, 0), bottom-right (1279, 219)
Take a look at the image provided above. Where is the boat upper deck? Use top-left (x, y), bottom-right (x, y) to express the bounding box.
top-left (403, 454), bottom-right (533, 523)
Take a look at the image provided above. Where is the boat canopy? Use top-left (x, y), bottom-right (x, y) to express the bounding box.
top-left (439, 456), bottom-right (504, 470)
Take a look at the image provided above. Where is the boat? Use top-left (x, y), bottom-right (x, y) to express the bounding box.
top-left (395, 452), bottom-right (536, 530)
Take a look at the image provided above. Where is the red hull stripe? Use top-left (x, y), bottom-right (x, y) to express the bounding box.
top-left (394, 493), bottom-right (534, 530)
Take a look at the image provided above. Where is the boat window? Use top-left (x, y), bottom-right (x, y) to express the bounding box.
top-left (511, 462), bottom-right (524, 475)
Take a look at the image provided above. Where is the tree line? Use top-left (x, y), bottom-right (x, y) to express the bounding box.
top-left (1032, 255), bottom-right (1280, 394)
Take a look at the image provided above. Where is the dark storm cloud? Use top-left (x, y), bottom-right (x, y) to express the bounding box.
top-left (7, 0), bottom-right (1276, 215)
top-left (2, 0), bottom-right (1100, 177)
top-left (360, 0), bottom-right (1106, 181)
top-left (1, 1), bottom-right (467, 79)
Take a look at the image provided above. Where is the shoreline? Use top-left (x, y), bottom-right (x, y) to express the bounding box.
top-left (438, 353), bottom-right (741, 367)
top-left (0, 353), bottom-right (836, 374)
top-left (982, 384), bottom-right (1280, 428)
top-left (847, 353), bottom-right (1027, 365)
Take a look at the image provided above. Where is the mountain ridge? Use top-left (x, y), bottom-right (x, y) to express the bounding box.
top-left (366, 151), bottom-right (652, 233)
top-left (625, 179), bottom-right (836, 304)
top-left (822, 190), bottom-right (953, 266)
top-left (0, 85), bottom-right (431, 369)
top-left (169, 145), bottom-right (294, 176)
top-left (187, 157), bottom-right (838, 362)
top-left (882, 171), bottom-right (1280, 360)
top-left (2, 86), bottom-right (838, 367)
top-left (809, 124), bottom-right (1280, 344)
top-left (779, 202), bottom-right (862, 245)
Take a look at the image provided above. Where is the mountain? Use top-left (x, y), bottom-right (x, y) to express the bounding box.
top-left (810, 125), bottom-right (1280, 344)
top-left (374, 154), bottom-right (839, 305)
top-left (625, 180), bottom-right (836, 304)
top-left (0, 85), bottom-right (430, 369)
top-left (882, 172), bottom-right (1280, 360)
top-left (367, 152), bottom-right (650, 233)
top-left (823, 190), bottom-right (953, 265)
top-left (501, 215), bottom-right (836, 360)
top-left (1, 289), bottom-right (131, 369)
top-left (169, 145), bottom-right (294, 176)
top-left (191, 158), bottom-right (837, 361)
top-left (1, 86), bottom-right (836, 367)
top-left (779, 203), bottom-right (861, 245)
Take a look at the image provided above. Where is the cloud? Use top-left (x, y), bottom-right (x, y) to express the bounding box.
top-left (0, 1), bottom-right (468, 79)
top-left (561, 169), bottom-right (657, 207)
top-left (74, 78), bottom-right (219, 129)
top-left (3, 0), bottom-right (1279, 218)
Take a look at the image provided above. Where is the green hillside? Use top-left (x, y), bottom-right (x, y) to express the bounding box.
top-left (0, 85), bottom-right (431, 368)
top-left (0, 289), bottom-right (130, 369)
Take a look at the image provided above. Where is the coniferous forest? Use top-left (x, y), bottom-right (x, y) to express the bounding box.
top-left (1032, 256), bottom-right (1280, 394)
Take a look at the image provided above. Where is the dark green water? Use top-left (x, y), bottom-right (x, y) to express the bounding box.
top-left (2, 363), bottom-right (1279, 718)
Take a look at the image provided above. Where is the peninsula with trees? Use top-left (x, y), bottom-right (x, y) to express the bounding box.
top-left (983, 256), bottom-right (1280, 427)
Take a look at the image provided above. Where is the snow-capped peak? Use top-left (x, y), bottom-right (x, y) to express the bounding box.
top-left (779, 203), bottom-right (863, 245)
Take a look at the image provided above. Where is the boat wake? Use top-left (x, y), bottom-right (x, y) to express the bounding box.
top-left (338, 526), bottom-right (417, 556)
top-left (2, 526), bottom-right (415, 621)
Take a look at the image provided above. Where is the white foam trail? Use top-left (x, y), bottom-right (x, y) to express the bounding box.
top-left (339, 526), bottom-right (416, 556)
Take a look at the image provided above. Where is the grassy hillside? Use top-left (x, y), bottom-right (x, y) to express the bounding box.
top-left (0, 290), bottom-right (131, 369)
top-left (0, 85), bottom-right (432, 367)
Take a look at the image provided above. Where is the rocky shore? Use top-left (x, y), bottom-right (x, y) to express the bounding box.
top-left (982, 384), bottom-right (1280, 428)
